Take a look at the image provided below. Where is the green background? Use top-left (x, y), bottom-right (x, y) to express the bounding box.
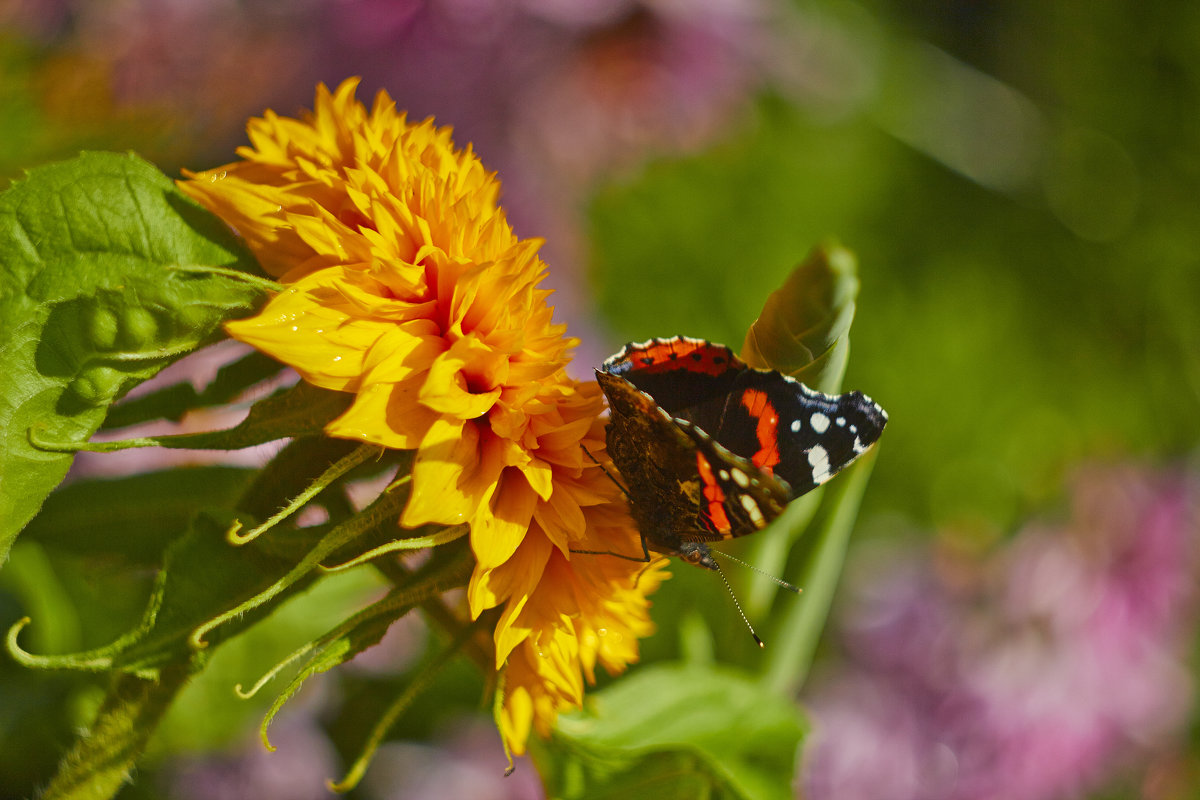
top-left (1, 0), bottom-right (1197, 798)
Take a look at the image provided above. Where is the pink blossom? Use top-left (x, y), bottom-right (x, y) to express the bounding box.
top-left (802, 466), bottom-right (1199, 800)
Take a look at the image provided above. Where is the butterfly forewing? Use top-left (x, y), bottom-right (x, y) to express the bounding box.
top-left (611, 339), bottom-right (743, 424)
top-left (723, 369), bottom-right (888, 497)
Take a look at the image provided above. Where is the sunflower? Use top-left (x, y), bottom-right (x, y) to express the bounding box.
top-left (179, 79), bottom-right (666, 757)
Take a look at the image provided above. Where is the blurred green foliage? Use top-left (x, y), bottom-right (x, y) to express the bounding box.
top-left (0, 36), bottom-right (171, 182)
top-left (587, 9), bottom-right (1200, 795)
top-left (591, 0), bottom-right (1200, 547)
top-left (1, 0), bottom-right (1197, 797)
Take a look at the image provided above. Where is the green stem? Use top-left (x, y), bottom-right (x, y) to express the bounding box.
top-left (329, 615), bottom-right (485, 793)
top-left (169, 264), bottom-right (282, 293)
top-left (41, 662), bottom-right (190, 800)
top-left (319, 524), bottom-right (467, 571)
top-left (228, 443), bottom-right (383, 544)
top-left (371, 557), bottom-right (493, 672)
top-left (189, 482), bottom-right (410, 648)
top-left (763, 447), bottom-right (878, 695)
top-left (249, 544), bottom-right (474, 753)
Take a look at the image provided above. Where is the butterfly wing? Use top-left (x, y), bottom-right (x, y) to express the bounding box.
top-left (595, 368), bottom-right (727, 552)
top-left (599, 339), bottom-right (791, 541)
top-left (676, 418), bottom-right (792, 540)
top-left (705, 368), bottom-right (889, 497)
top-left (598, 337), bottom-right (888, 547)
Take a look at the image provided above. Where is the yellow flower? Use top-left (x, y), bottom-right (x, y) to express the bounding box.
top-left (180, 79), bottom-right (666, 756)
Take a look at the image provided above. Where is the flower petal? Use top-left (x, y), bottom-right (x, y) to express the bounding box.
top-left (326, 373), bottom-right (437, 449)
top-left (471, 469), bottom-right (540, 571)
top-left (468, 531), bottom-right (552, 621)
top-left (401, 417), bottom-right (475, 527)
top-left (419, 335), bottom-right (506, 419)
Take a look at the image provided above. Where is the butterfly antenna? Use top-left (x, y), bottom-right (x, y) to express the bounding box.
top-left (711, 558), bottom-right (764, 648)
top-left (710, 549), bottom-right (802, 594)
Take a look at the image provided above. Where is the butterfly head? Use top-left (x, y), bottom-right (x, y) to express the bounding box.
top-left (675, 540), bottom-right (719, 571)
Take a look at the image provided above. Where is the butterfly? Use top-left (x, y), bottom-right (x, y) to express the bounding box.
top-left (594, 337), bottom-right (888, 571)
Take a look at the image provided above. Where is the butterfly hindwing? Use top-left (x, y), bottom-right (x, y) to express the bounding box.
top-left (678, 419), bottom-right (792, 540)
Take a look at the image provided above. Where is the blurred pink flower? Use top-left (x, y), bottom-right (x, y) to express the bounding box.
top-left (0, 0), bottom-right (70, 38)
top-left (167, 717), bottom-right (340, 800)
top-left (10, 0), bottom-right (802, 368)
top-left (360, 717), bottom-right (544, 800)
top-left (308, 0), bottom-right (790, 366)
top-left (801, 465), bottom-right (1199, 800)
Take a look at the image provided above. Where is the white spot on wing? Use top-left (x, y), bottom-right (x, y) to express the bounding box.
top-left (790, 419), bottom-right (802, 433)
top-left (810, 412), bottom-right (830, 434)
top-left (808, 445), bottom-right (832, 484)
top-left (730, 468), bottom-right (750, 488)
top-left (740, 494), bottom-right (764, 524)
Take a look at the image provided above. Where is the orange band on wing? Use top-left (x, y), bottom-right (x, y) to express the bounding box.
top-left (626, 339), bottom-right (735, 376)
top-left (696, 451), bottom-right (731, 533)
top-left (740, 388), bottom-right (780, 473)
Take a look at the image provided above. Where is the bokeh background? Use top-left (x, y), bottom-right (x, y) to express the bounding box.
top-left (1, 1), bottom-right (1198, 798)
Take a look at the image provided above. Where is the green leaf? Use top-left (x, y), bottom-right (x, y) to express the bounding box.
top-left (7, 509), bottom-right (313, 679)
top-left (20, 467), bottom-right (253, 565)
top-left (541, 663), bottom-right (806, 800)
top-left (100, 348), bottom-right (283, 430)
top-left (539, 744), bottom-right (735, 800)
top-left (0, 151), bottom-right (266, 565)
top-left (31, 380), bottom-right (354, 454)
top-left (740, 243), bottom-right (859, 394)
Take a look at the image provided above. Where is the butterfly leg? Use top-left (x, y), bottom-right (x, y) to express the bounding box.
top-left (569, 543), bottom-right (650, 563)
top-left (580, 444), bottom-right (633, 498)
top-left (570, 445), bottom-right (660, 564)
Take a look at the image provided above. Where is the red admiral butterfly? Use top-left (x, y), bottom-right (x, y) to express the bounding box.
top-left (595, 336), bottom-right (887, 572)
